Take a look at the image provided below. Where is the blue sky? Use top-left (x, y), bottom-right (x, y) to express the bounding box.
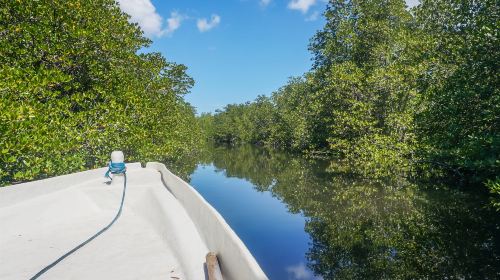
top-left (118, 0), bottom-right (420, 114)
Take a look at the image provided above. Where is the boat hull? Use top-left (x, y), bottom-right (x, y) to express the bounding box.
top-left (0, 163), bottom-right (268, 280)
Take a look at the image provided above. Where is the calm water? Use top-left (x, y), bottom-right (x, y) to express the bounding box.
top-left (168, 145), bottom-right (500, 280)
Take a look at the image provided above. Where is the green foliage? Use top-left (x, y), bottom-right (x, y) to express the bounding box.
top-left (487, 178), bottom-right (500, 211)
top-left (306, 0), bottom-right (425, 177)
top-left (0, 0), bottom-right (200, 186)
top-left (203, 0), bottom-right (499, 204)
top-left (196, 112), bottom-right (215, 140)
top-left (270, 75), bottom-right (330, 151)
top-left (206, 95), bottom-right (275, 146)
top-left (415, 0), bottom-right (499, 182)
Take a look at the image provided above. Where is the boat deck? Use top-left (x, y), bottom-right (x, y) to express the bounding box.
top-left (0, 164), bottom-right (209, 279)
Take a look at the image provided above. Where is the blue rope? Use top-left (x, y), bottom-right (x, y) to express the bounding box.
top-left (104, 162), bottom-right (127, 180)
top-left (30, 163), bottom-right (127, 280)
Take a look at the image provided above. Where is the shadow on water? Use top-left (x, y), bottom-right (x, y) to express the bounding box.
top-left (166, 144), bottom-right (500, 280)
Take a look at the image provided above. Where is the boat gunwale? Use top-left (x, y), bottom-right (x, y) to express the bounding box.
top-left (146, 162), bottom-right (268, 280)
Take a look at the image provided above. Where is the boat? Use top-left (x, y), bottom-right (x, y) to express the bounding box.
top-left (0, 152), bottom-right (268, 280)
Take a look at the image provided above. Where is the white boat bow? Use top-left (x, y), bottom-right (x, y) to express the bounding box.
top-left (0, 162), bottom-right (268, 280)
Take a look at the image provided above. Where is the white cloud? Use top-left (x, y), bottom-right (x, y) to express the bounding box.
top-left (288, 0), bottom-right (316, 13)
top-left (163, 12), bottom-right (184, 36)
top-left (305, 11), bottom-right (319, 21)
top-left (117, 0), bottom-right (184, 37)
top-left (197, 14), bottom-right (221, 32)
top-left (286, 263), bottom-right (323, 280)
top-left (406, 0), bottom-right (420, 8)
top-left (260, 0), bottom-right (271, 6)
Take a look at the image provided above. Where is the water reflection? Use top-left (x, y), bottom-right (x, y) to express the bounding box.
top-left (167, 144), bottom-right (500, 279)
top-left (287, 263), bottom-right (322, 280)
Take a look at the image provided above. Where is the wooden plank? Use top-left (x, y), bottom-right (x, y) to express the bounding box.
top-left (206, 252), bottom-right (224, 280)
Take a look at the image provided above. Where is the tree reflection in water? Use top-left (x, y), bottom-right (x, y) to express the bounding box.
top-left (167, 144), bottom-right (500, 279)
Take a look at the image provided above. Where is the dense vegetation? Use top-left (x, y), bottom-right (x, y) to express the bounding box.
top-left (199, 0), bottom-right (499, 205)
top-left (0, 0), bottom-right (201, 186)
